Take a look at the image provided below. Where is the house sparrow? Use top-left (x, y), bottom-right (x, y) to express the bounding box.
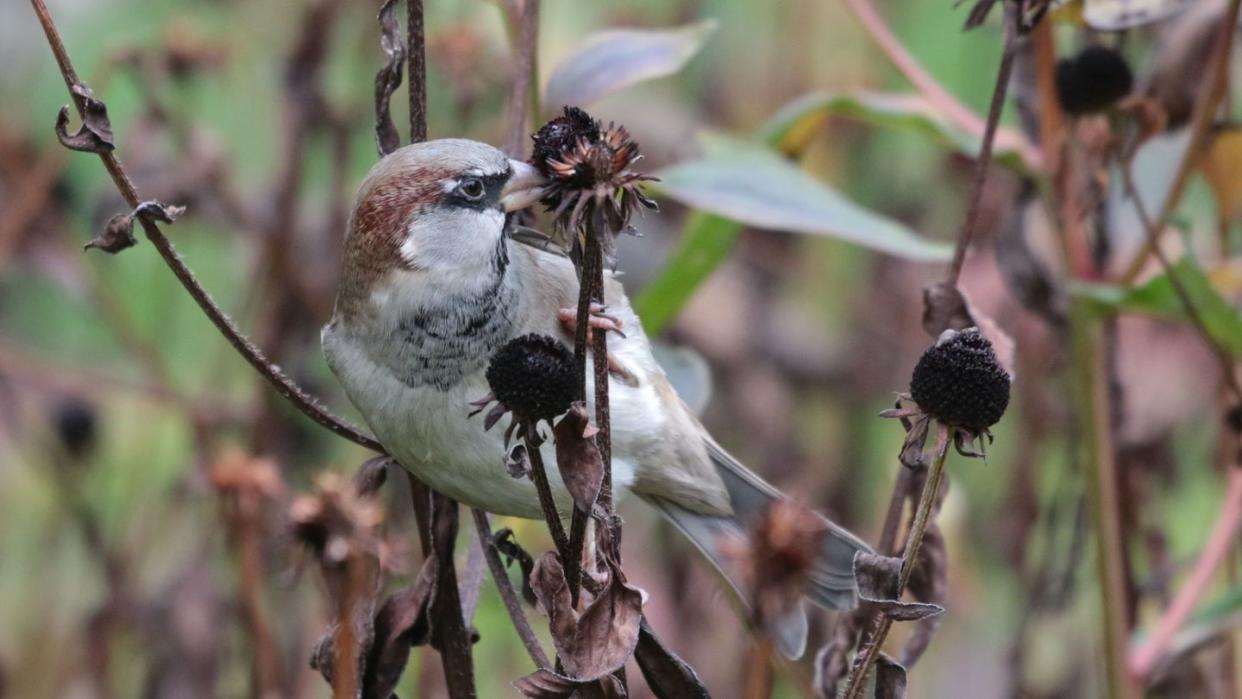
top-left (322, 138), bottom-right (870, 658)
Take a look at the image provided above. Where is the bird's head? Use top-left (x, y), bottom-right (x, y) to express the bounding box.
top-left (333, 138), bottom-right (544, 321)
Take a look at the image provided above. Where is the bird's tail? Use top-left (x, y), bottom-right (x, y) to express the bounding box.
top-left (639, 442), bottom-right (871, 660)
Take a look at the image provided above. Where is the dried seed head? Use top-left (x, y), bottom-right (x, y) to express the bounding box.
top-left (1055, 45), bottom-right (1133, 117)
top-left (528, 106), bottom-right (657, 258)
top-left (910, 328), bottom-right (1011, 432)
top-left (54, 398), bottom-right (97, 460)
top-left (531, 106), bottom-right (600, 178)
top-left (485, 334), bottom-right (577, 423)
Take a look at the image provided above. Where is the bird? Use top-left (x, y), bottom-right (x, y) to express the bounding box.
top-left (321, 138), bottom-right (870, 658)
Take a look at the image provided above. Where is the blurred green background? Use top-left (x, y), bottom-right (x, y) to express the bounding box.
top-left (1, 0), bottom-right (1237, 697)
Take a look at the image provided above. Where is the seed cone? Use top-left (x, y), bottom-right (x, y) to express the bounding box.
top-left (910, 328), bottom-right (1010, 431)
top-left (486, 334), bottom-right (577, 422)
top-left (1055, 45), bottom-right (1133, 117)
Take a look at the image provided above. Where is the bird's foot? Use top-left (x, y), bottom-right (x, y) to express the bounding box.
top-left (558, 303), bottom-right (626, 339)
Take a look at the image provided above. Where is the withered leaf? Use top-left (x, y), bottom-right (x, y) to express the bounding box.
top-left (553, 403), bottom-right (604, 513)
top-left (373, 0), bottom-right (405, 157)
top-left (531, 552), bottom-right (576, 650)
top-left (353, 456), bottom-right (393, 499)
top-left (634, 618), bottom-right (710, 699)
top-left (513, 669), bottom-right (627, 698)
top-left (361, 557), bottom-right (438, 698)
top-left (921, 282), bottom-right (1016, 378)
top-left (495, 528), bottom-right (537, 605)
top-left (563, 563), bottom-right (643, 681)
top-left (853, 551), bottom-right (943, 623)
top-left (53, 83), bottom-right (114, 153)
top-left (873, 653), bottom-right (908, 699)
top-left (506, 443), bottom-right (531, 479)
top-left (87, 213), bottom-right (139, 254)
top-left (86, 200), bottom-right (186, 254)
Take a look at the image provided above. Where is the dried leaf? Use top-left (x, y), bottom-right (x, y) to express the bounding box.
top-left (531, 552), bottom-right (577, 652)
top-left (53, 83), bottom-right (114, 153)
top-left (513, 669), bottom-right (627, 698)
top-left (634, 618), bottom-right (710, 699)
top-left (853, 551), bottom-right (944, 622)
top-left (873, 653), bottom-right (908, 699)
top-left (543, 20), bottom-right (716, 109)
top-left (553, 403), bottom-right (604, 513)
top-left (373, 0), bottom-right (405, 157)
top-left (86, 200), bottom-right (186, 254)
top-left (361, 558), bottom-right (438, 698)
top-left (506, 443), bottom-right (531, 479)
top-left (353, 456), bottom-right (392, 499)
top-left (566, 565), bottom-right (643, 681)
top-left (1200, 126), bottom-right (1242, 222)
top-left (921, 282), bottom-right (1016, 378)
top-left (495, 528), bottom-right (537, 605)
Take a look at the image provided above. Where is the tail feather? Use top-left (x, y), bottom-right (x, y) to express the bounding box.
top-left (642, 442), bottom-right (872, 660)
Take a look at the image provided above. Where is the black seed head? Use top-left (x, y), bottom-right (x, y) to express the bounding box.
top-left (54, 398), bottom-right (97, 459)
top-left (910, 328), bottom-right (1010, 431)
top-left (1055, 45), bottom-right (1134, 117)
top-left (486, 334), bottom-right (577, 422)
top-left (530, 106), bottom-right (601, 178)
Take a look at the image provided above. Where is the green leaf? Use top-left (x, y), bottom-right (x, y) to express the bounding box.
top-left (1074, 257), bottom-right (1242, 356)
top-left (650, 133), bottom-right (952, 262)
top-left (543, 20), bottom-right (717, 111)
top-left (758, 90), bottom-right (1030, 173)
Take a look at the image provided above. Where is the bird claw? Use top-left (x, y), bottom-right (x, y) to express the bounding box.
top-left (558, 303), bottom-right (626, 339)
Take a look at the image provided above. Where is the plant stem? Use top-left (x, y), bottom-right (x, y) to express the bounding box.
top-left (1070, 299), bottom-right (1140, 699)
top-left (428, 494), bottom-right (477, 698)
top-left (503, 0), bottom-right (539, 157)
top-left (525, 430), bottom-right (572, 562)
top-left (946, 24), bottom-right (1017, 287)
top-left (841, 431), bottom-right (951, 699)
top-left (588, 236), bottom-right (614, 515)
top-left (471, 509), bottom-right (552, 670)
top-left (407, 0), bottom-right (426, 143)
top-left (29, 0), bottom-right (383, 453)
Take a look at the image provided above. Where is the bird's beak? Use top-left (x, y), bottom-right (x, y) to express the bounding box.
top-left (501, 159), bottom-right (546, 212)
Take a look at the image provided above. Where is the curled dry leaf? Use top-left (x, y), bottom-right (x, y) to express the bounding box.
top-left (373, 0), bottom-right (405, 157)
top-left (553, 402), bottom-right (604, 513)
top-left (207, 448), bottom-right (284, 499)
top-left (872, 653), bottom-right (908, 699)
top-left (86, 200), bottom-right (186, 254)
top-left (361, 557), bottom-right (438, 698)
top-left (495, 528), bottom-right (537, 605)
top-left (352, 455), bottom-right (393, 499)
top-left (921, 282), bottom-right (1016, 379)
top-left (634, 618), bottom-right (711, 699)
top-left (513, 668), bottom-right (627, 699)
top-left (531, 552), bottom-right (643, 683)
top-left (53, 83), bottom-right (114, 153)
top-left (853, 551), bottom-right (944, 623)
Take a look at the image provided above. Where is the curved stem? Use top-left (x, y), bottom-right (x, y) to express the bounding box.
top-left (472, 508), bottom-right (552, 670)
top-left (29, 0), bottom-right (384, 453)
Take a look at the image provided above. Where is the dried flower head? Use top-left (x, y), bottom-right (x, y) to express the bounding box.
top-left (910, 328), bottom-right (1010, 433)
top-left (1056, 45), bottom-right (1134, 117)
top-left (529, 106), bottom-right (656, 260)
top-left (723, 499), bottom-right (826, 625)
top-left (483, 334), bottom-right (577, 425)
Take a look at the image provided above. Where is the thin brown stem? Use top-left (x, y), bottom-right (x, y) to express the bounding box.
top-left (407, 0), bottom-right (426, 143)
top-left (29, 0), bottom-right (384, 453)
top-left (1120, 0), bottom-right (1241, 283)
top-left (503, 0), bottom-right (540, 157)
top-left (525, 430), bottom-right (572, 561)
top-left (471, 508), bottom-right (552, 669)
top-left (841, 431), bottom-right (950, 699)
top-left (428, 494), bottom-right (477, 699)
top-left (589, 237), bottom-right (613, 515)
top-left (946, 24), bottom-right (1017, 287)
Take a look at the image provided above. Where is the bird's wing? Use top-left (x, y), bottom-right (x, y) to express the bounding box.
top-left (513, 243), bottom-right (732, 516)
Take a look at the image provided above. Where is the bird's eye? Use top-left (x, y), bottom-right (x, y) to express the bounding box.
top-left (459, 177), bottom-right (485, 200)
